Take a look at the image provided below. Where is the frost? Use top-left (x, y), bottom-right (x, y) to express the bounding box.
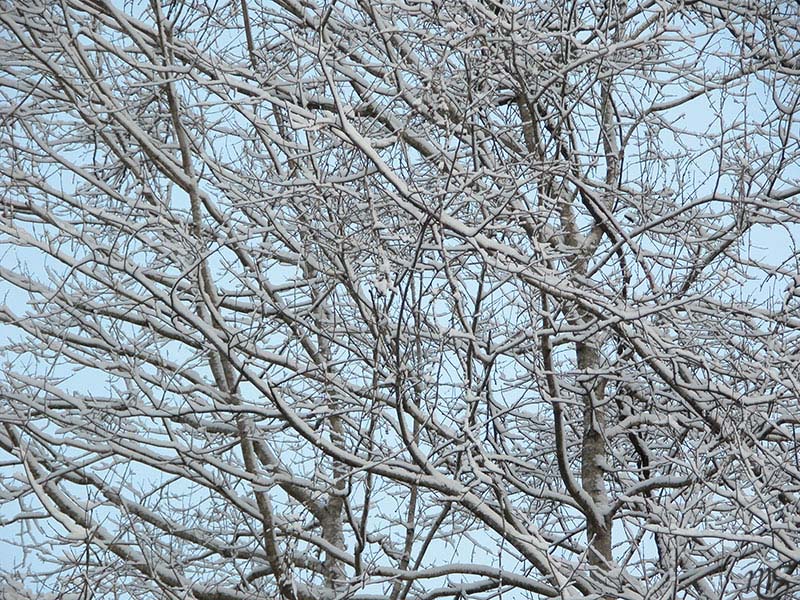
top-left (1, 2), bottom-right (799, 600)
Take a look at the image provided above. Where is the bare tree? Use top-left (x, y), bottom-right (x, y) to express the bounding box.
top-left (1, 0), bottom-right (799, 598)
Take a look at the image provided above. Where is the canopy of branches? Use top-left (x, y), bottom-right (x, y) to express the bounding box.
top-left (1, 1), bottom-right (799, 599)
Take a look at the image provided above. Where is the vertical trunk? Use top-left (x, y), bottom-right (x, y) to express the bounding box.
top-left (308, 268), bottom-right (348, 592)
top-left (578, 340), bottom-right (611, 567)
top-left (581, 0), bottom-right (624, 571)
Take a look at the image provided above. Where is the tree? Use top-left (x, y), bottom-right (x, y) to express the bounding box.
top-left (0, 0), bottom-right (799, 598)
